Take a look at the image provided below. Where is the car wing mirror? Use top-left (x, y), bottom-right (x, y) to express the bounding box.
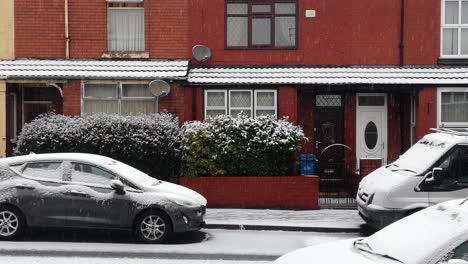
top-left (110, 180), bottom-right (125, 194)
top-left (424, 167), bottom-right (443, 184)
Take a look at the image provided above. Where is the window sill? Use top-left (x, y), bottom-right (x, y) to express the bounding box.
top-left (438, 58), bottom-right (468, 65)
top-left (101, 52), bottom-right (149, 59)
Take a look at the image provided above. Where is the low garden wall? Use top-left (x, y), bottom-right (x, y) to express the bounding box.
top-left (180, 175), bottom-right (319, 209)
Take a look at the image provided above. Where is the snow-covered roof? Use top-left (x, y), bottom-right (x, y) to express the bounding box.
top-left (188, 65), bottom-right (468, 85)
top-left (1, 153), bottom-right (117, 166)
top-left (0, 59), bottom-right (189, 80)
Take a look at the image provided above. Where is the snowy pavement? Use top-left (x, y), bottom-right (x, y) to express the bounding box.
top-left (0, 229), bottom-right (359, 263)
top-left (205, 209), bottom-right (365, 232)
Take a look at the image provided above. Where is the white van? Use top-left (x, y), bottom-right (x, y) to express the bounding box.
top-left (357, 128), bottom-right (468, 229)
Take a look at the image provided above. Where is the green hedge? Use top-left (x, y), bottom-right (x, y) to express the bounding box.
top-left (181, 115), bottom-right (307, 177)
top-left (15, 113), bottom-right (181, 181)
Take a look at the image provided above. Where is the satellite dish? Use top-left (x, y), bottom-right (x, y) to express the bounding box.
top-left (192, 45), bottom-right (212, 62)
top-left (148, 80), bottom-right (170, 97)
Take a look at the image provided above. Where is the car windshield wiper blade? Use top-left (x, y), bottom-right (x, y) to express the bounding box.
top-left (353, 239), bottom-right (404, 264)
top-left (391, 168), bottom-right (417, 174)
top-left (385, 163), bottom-right (399, 168)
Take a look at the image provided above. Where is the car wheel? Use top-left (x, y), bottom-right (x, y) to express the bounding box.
top-left (0, 206), bottom-right (25, 240)
top-left (134, 209), bottom-right (172, 244)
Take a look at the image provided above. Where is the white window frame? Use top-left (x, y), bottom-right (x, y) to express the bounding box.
top-left (254, 89), bottom-right (277, 117)
top-left (204, 90), bottom-right (228, 118)
top-left (229, 90), bottom-right (253, 116)
top-left (204, 89), bottom-right (278, 119)
top-left (107, 3), bottom-right (145, 52)
top-left (441, 0), bottom-right (468, 58)
top-left (81, 81), bottom-right (156, 115)
top-left (437, 87), bottom-right (468, 127)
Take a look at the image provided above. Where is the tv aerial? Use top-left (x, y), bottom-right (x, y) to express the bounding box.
top-left (192, 45), bottom-right (212, 62)
top-left (148, 80), bottom-right (170, 97)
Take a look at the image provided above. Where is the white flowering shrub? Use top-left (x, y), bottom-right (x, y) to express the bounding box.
top-left (15, 113), bottom-right (181, 181)
top-left (181, 114), bottom-right (307, 176)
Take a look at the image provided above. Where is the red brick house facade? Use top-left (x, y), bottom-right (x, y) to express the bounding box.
top-left (1, 0), bottom-right (468, 207)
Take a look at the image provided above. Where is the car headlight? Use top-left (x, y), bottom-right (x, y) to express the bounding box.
top-left (173, 199), bottom-right (196, 207)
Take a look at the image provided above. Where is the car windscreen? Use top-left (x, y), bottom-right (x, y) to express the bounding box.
top-left (110, 161), bottom-right (157, 187)
top-left (391, 134), bottom-right (453, 175)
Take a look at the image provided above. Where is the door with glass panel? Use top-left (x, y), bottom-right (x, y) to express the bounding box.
top-left (356, 94), bottom-right (387, 168)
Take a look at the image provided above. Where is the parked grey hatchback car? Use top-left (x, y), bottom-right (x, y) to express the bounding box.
top-left (0, 153), bottom-right (207, 243)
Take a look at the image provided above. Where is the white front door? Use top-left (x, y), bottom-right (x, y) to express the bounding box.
top-left (356, 94), bottom-right (387, 169)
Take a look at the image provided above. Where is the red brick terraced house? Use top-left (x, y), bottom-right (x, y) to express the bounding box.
top-left (1, 0), bottom-right (468, 208)
top-left (0, 0), bottom-right (193, 157)
top-left (186, 0), bottom-right (468, 207)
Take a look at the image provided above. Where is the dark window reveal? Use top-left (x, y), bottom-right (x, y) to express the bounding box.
top-left (226, 1), bottom-right (297, 49)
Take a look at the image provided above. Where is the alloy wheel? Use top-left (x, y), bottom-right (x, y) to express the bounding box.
top-left (140, 215), bottom-right (166, 241)
top-left (0, 211), bottom-right (19, 237)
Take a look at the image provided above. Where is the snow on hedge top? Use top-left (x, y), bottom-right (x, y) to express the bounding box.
top-left (182, 114), bottom-right (306, 150)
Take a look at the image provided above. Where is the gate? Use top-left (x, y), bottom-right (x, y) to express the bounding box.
top-left (315, 95), bottom-right (357, 208)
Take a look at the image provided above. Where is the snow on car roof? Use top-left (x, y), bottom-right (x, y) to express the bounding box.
top-left (0, 153), bottom-right (117, 166)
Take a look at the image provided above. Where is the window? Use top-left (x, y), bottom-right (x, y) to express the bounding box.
top-left (438, 88), bottom-right (468, 127)
top-left (22, 162), bottom-right (63, 181)
top-left (82, 82), bottom-right (157, 115)
top-left (433, 145), bottom-right (468, 189)
top-left (226, 1), bottom-right (297, 48)
top-left (204, 89), bottom-right (277, 118)
top-left (71, 163), bottom-right (116, 186)
top-left (107, 1), bottom-right (145, 52)
top-left (441, 0), bottom-right (468, 57)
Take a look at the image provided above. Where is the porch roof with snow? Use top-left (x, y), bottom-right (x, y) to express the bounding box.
top-left (0, 59), bottom-right (190, 80)
top-left (188, 65), bottom-right (468, 85)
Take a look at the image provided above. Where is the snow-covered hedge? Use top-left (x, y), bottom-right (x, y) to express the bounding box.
top-left (181, 115), bottom-right (307, 177)
top-left (15, 113), bottom-right (181, 181)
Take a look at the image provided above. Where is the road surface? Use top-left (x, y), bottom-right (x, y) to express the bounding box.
top-left (0, 228), bottom-right (361, 263)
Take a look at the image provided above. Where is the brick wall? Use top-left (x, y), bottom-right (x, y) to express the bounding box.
top-left (15, 0), bottom-right (65, 58)
top-left (180, 176), bottom-right (319, 209)
top-left (415, 87), bottom-right (437, 141)
top-left (387, 93), bottom-right (402, 162)
top-left (343, 94), bottom-right (357, 178)
top-left (158, 83), bottom-right (188, 125)
top-left (360, 159), bottom-right (383, 177)
top-left (16, 0), bottom-right (190, 59)
top-left (278, 87), bottom-right (298, 125)
top-left (298, 91), bottom-right (315, 154)
top-left (63, 80), bottom-right (81, 116)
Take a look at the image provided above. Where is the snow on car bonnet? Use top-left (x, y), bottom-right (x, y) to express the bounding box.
top-left (364, 199), bottom-right (468, 264)
top-left (392, 133), bottom-right (456, 175)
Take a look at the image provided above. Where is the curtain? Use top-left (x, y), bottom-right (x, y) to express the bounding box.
top-left (252, 18), bottom-right (271, 45)
top-left (108, 8), bottom-right (144, 52)
top-left (227, 17), bottom-right (248, 47)
top-left (441, 92), bottom-right (468, 123)
top-left (275, 17), bottom-right (295, 47)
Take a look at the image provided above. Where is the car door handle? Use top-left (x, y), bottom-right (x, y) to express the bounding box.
top-left (67, 190), bottom-right (89, 197)
top-left (15, 183), bottom-right (35, 190)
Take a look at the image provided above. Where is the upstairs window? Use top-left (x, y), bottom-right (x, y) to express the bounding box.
top-left (107, 0), bottom-right (145, 52)
top-left (442, 0), bottom-right (468, 57)
top-left (226, 0), bottom-right (297, 49)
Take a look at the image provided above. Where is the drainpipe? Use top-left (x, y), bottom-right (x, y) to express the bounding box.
top-left (399, 0), bottom-right (405, 67)
top-left (65, 0), bottom-right (70, 59)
